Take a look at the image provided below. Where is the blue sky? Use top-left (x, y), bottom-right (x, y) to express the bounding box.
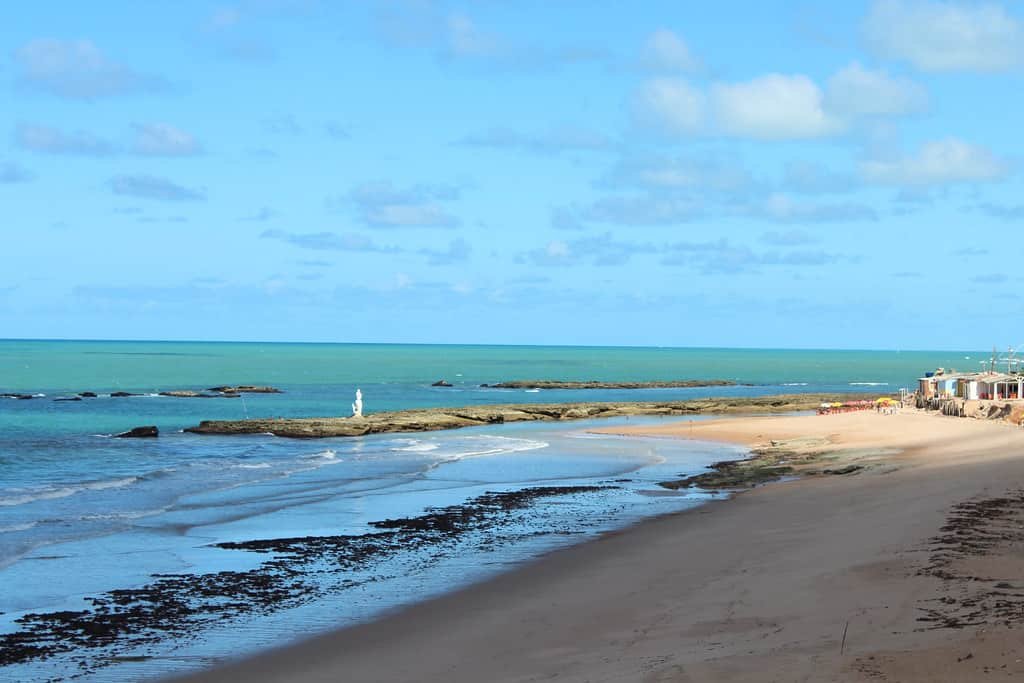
top-left (3, 0), bottom-right (1023, 349)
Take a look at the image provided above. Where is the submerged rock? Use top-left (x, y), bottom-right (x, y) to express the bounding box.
top-left (54, 397), bottom-right (82, 402)
top-left (159, 390), bottom-right (237, 398)
top-left (115, 426), bottom-right (159, 438)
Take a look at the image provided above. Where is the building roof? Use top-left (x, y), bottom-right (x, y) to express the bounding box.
top-left (978, 373), bottom-right (1021, 383)
top-left (920, 372), bottom-right (979, 381)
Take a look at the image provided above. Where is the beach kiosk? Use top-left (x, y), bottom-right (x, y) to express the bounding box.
top-left (956, 375), bottom-right (980, 400)
top-left (977, 374), bottom-right (1024, 400)
top-left (934, 374), bottom-right (959, 398)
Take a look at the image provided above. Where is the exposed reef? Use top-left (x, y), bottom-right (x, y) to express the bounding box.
top-left (207, 385), bottom-right (282, 394)
top-left (480, 379), bottom-right (741, 390)
top-left (114, 426), bottom-right (159, 438)
top-left (185, 394), bottom-right (872, 439)
top-left (0, 486), bottom-right (608, 671)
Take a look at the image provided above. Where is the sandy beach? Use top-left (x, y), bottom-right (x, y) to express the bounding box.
top-left (173, 409), bottom-right (1024, 682)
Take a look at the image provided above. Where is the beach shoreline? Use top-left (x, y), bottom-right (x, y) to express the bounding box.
top-left (170, 409), bottom-right (1024, 682)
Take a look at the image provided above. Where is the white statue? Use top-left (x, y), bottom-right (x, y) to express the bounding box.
top-left (351, 388), bottom-right (363, 418)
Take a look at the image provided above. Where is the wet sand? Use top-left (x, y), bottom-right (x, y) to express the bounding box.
top-left (172, 410), bottom-right (1024, 682)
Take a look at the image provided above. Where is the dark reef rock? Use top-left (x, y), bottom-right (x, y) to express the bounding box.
top-left (54, 397), bottom-right (82, 402)
top-left (0, 485), bottom-right (610, 671)
top-left (109, 391), bottom-right (139, 398)
top-left (78, 392), bottom-right (98, 398)
top-left (114, 426), bottom-right (159, 438)
top-left (431, 380), bottom-right (453, 387)
top-left (159, 391), bottom-right (238, 398)
top-left (207, 385), bottom-right (282, 394)
top-left (482, 379), bottom-right (741, 390)
top-left (1, 393), bottom-right (35, 400)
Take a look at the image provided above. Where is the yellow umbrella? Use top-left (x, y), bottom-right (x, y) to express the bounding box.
top-left (875, 397), bottom-right (893, 403)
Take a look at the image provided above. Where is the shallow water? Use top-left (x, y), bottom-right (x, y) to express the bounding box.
top-left (0, 340), bottom-right (973, 680)
top-left (1, 416), bottom-right (744, 681)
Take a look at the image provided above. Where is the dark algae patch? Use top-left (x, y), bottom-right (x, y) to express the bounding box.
top-left (659, 459), bottom-right (796, 490)
top-left (0, 486), bottom-right (611, 676)
top-left (658, 437), bottom-right (872, 491)
top-left (659, 442), bottom-right (815, 491)
top-left (917, 490), bottom-right (1024, 631)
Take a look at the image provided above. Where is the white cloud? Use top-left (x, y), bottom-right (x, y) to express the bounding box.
top-left (109, 174), bottom-right (206, 201)
top-left (825, 62), bottom-right (926, 118)
top-left (604, 156), bottom-right (752, 192)
top-left (348, 181), bottom-right (461, 228)
top-left (641, 29), bottom-right (699, 72)
top-left (132, 123), bottom-right (201, 156)
top-left (861, 138), bottom-right (1009, 185)
top-left (634, 65), bottom-right (922, 140)
top-left (14, 39), bottom-right (162, 99)
top-left (711, 74), bottom-right (842, 140)
top-left (632, 78), bottom-right (704, 134)
top-left (582, 195), bottom-right (701, 225)
top-left (864, 0), bottom-right (1024, 72)
top-left (16, 123), bottom-right (115, 156)
top-left (755, 193), bottom-right (879, 222)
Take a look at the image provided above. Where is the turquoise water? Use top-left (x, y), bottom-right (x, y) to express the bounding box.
top-left (0, 341), bottom-right (981, 681)
top-left (0, 340), bottom-right (982, 395)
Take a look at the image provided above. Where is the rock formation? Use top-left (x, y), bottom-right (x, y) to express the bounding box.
top-left (480, 379), bottom-right (741, 389)
top-left (207, 386), bottom-right (282, 394)
top-left (115, 426), bottom-right (159, 438)
top-left (186, 393), bottom-right (878, 439)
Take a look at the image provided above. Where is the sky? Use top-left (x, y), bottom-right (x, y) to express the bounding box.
top-left (2, 0), bottom-right (1024, 349)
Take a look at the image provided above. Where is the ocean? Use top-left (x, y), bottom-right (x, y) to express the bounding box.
top-left (0, 340), bottom-right (981, 681)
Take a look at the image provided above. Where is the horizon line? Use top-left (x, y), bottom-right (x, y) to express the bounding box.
top-left (0, 337), bottom-right (992, 355)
